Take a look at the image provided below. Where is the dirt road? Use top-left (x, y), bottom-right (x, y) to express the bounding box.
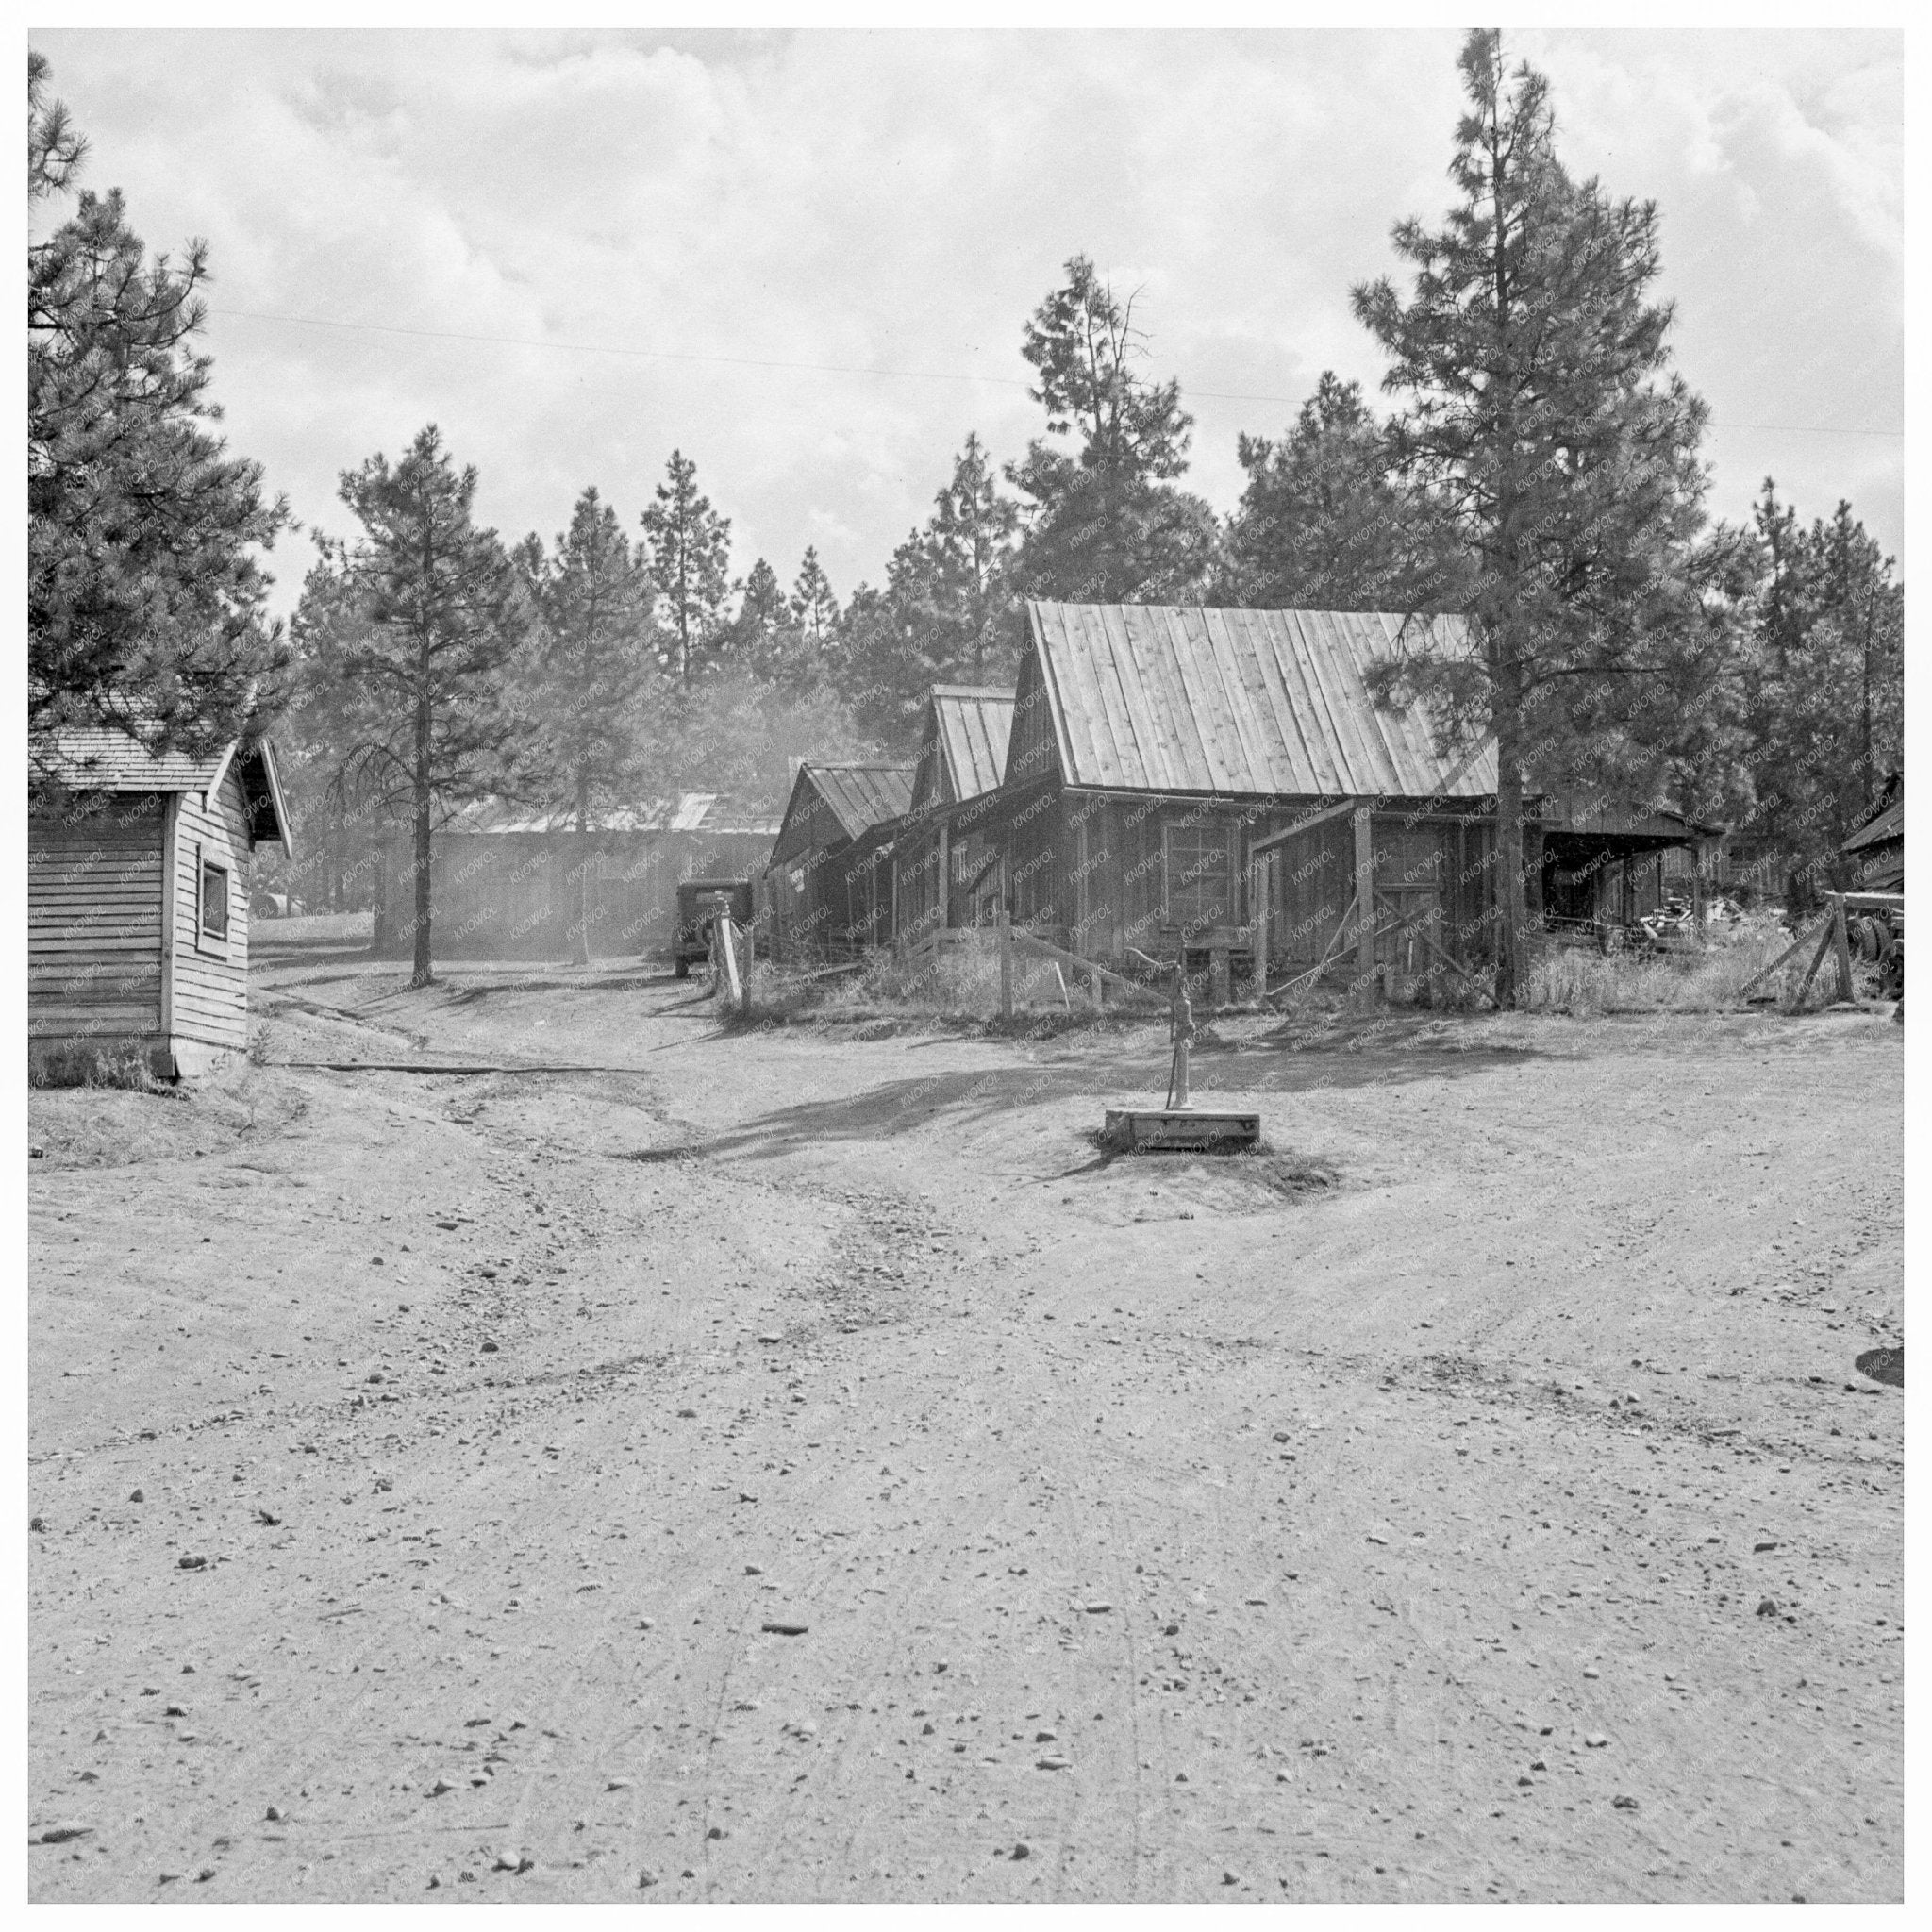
top-left (27, 952), bottom-right (1905, 1902)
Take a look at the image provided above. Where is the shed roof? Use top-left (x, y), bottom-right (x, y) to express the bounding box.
top-left (1842, 774), bottom-right (1903, 855)
top-left (1023, 601), bottom-right (1496, 800)
top-left (799, 762), bottom-right (915, 842)
top-left (929, 687), bottom-right (1013, 804)
top-left (35, 724), bottom-right (293, 851)
top-left (769, 761), bottom-right (915, 868)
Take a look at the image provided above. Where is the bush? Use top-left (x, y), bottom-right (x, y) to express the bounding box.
top-left (28, 1041), bottom-right (170, 1090)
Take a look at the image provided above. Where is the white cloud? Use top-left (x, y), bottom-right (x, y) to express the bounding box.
top-left (31, 25), bottom-right (1903, 616)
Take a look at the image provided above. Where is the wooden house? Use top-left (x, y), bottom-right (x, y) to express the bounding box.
top-left (974, 600), bottom-right (1502, 996)
top-left (891, 686), bottom-right (1015, 959)
top-left (29, 725), bottom-right (293, 1080)
top-left (1841, 774), bottom-right (1903, 893)
top-left (370, 793), bottom-right (781, 962)
top-left (762, 761), bottom-right (914, 962)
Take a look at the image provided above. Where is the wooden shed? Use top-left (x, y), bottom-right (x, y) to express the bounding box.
top-left (1841, 774), bottom-right (1903, 893)
top-left (976, 600), bottom-right (1502, 996)
top-left (29, 725), bottom-right (293, 1080)
top-left (369, 793), bottom-right (780, 963)
top-left (1537, 795), bottom-right (1724, 932)
top-left (762, 761), bottom-right (913, 962)
top-left (891, 685), bottom-right (1015, 958)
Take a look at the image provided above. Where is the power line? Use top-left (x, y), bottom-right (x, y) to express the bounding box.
top-left (211, 306), bottom-right (1905, 438)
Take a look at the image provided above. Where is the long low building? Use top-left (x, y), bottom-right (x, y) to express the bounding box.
top-left (371, 793), bottom-right (780, 962)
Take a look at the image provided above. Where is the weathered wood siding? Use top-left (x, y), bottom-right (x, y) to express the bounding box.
top-left (375, 829), bottom-right (775, 960)
top-left (28, 794), bottom-right (168, 1042)
top-left (170, 767), bottom-right (254, 1050)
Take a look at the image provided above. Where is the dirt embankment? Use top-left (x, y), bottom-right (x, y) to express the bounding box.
top-left (28, 958), bottom-right (1904, 1903)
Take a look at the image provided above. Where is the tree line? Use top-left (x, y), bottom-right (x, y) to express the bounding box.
top-left (28, 36), bottom-right (1904, 1003)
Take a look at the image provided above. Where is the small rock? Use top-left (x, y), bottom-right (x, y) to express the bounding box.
top-left (366, 1372), bottom-right (385, 1385)
top-left (265, 1806), bottom-right (283, 1823)
top-left (761, 1620), bottom-right (808, 1637)
top-left (706, 1826), bottom-right (724, 1841)
top-left (677, 1408), bottom-right (697, 1419)
top-left (36, 1823), bottom-right (91, 1844)
top-left (756, 1333), bottom-right (782, 1344)
top-left (129, 1491), bottom-right (144, 1504)
top-left (1582, 1667), bottom-right (1600, 1679)
top-left (1584, 1734), bottom-right (1608, 1749)
top-left (1011, 1842), bottom-right (1030, 1861)
top-left (493, 1848), bottom-right (531, 1872)
top-left (429, 1779), bottom-right (456, 1797)
top-left (158, 1872), bottom-right (181, 1884)
top-left (1083, 1601), bottom-right (1111, 1614)
top-left (1754, 1541), bottom-right (1779, 1554)
top-left (371, 1257), bottom-right (384, 1267)
top-left (744, 1565), bottom-right (763, 1576)
top-left (197, 1868), bottom-right (216, 1883)
top-left (29, 1516), bottom-right (44, 1533)
top-left (164, 1703), bottom-right (189, 1718)
top-left (258, 1508), bottom-right (282, 1526)
top-left (1613, 1794), bottom-right (1640, 1810)
top-left (1034, 1728), bottom-right (1058, 1743)
top-left (638, 1869), bottom-right (658, 1889)
top-left (427, 1874), bottom-right (441, 1890)
top-left (480, 1341), bottom-right (499, 1354)
top-left (1036, 1755), bottom-right (1071, 1772)
top-left (1517, 1775), bottom-right (1533, 1787)
top-left (177, 1556), bottom-right (207, 1571)
top-left (607, 1776), bottom-right (633, 1791)
top-left (1223, 1870), bottom-right (1241, 1887)
top-left (1757, 1598), bottom-right (1780, 1618)
top-left (1530, 1758), bottom-right (1547, 1773)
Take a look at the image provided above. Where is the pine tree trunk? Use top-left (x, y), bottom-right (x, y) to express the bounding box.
top-left (1492, 652), bottom-right (1526, 1009)
top-left (409, 675), bottom-right (434, 990)
top-left (572, 767), bottom-right (593, 968)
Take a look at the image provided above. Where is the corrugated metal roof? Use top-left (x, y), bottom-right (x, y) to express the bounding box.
top-left (932, 687), bottom-right (1014, 803)
top-left (445, 793), bottom-right (782, 838)
top-left (808, 763), bottom-right (914, 842)
top-left (1025, 602), bottom-right (1498, 800)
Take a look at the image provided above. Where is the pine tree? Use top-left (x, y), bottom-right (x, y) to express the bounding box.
top-left (319, 425), bottom-right (530, 988)
top-left (927, 432), bottom-right (1021, 682)
top-left (791, 547), bottom-right (841, 649)
top-left (515, 488), bottom-right (655, 963)
top-left (1352, 30), bottom-right (1710, 1006)
top-left (1220, 373), bottom-right (1453, 611)
top-left (1737, 481), bottom-right (1905, 903)
top-left (1008, 257), bottom-right (1218, 605)
top-left (732, 557), bottom-right (803, 685)
top-left (640, 450), bottom-right (732, 685)
top-left (28, 51), bottom-right (290, 787)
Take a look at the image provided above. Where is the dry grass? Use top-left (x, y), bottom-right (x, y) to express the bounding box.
top-left (737, 937), bottom-right (1164, 1026)
top-left (1521, 910), bottom-right (1859, 1017)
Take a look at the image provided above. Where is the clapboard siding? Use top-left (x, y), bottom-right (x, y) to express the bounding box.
top-left (169, 769), bottom-right (252, 1048)
top-left (27, 800), bottom-right (166, 1039)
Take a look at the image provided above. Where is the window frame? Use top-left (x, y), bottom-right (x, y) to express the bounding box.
top-left (1162, 817), bottom-right (1235, 931)
top-left (197, 849), bottom-right (232, 951)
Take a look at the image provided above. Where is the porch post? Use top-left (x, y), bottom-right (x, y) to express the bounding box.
top-left (1354, 806), bottom-right (1375, 998)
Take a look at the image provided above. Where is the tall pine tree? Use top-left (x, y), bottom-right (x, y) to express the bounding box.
top-left (318, 425), bottom-right (529, 988)
top-left (1008, 257), bottom-right (1217, 605)
top-left (1353, 29), bottom-right (1709, 1006)
top-left (515, 488), bottom-right (656, 963)
top-left (28, 51), bottom-right (290, 786)
top-left (641, 450), bottom-right (732, 685)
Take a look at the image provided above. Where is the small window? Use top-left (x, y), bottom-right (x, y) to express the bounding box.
top-left (200, 859), bottom-right (230, 941)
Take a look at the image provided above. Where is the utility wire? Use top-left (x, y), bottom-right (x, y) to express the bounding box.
top-left (211, 306), bottom-right (1905, 438)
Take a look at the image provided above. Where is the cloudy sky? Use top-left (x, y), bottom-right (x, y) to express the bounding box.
top-left (30, 25), bottom-right (1904, 622)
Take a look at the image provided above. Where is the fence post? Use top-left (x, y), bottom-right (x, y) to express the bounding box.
top-left (998, 907), bottom-right (1013, 1022)
top-left (1831, 893), bottom-right (1855, 1005)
